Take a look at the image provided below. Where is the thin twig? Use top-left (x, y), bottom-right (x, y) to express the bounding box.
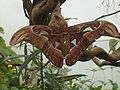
top-left (95, 9), bottom-right (120, 21)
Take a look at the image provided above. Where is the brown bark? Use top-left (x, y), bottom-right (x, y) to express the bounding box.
top-left (80, 46), bottom-right (120, 67)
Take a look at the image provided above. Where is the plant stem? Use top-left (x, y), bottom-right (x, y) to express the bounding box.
top-left (24, 43), bottom-right (28, 84)
top-left (24, 43), bottom-right (28, 60)
top-left (110, 67), bottom-right (113, 81)
top-left (102, 70), bottom-right (106, 82)
top-left (91, 72), bottom-right (95, 82)
top-left (40, 52), bottom-right (44, 90)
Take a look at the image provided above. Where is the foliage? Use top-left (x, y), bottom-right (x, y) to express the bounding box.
top-left (0, 28), bottom-right (19, 89)
top-left (1, 0), bottom-right (120, 89)
top-left (109, 39), bottom-right (119, 53)
top-left (0, 27), bottom-right (4, 34)
top-left (0, 27), bottom-right (120, 90)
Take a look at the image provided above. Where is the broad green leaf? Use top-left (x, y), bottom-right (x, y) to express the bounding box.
top-left (0, 36), bottom-right (6, 47)
top-left (109, 39), bottom-right (119, 53)
top-left (0, 27), bottom-right (4, 34)
top-left (0, 36), bottom-right (11, 56)
top-left (0, 36), bottom-right (18, 64)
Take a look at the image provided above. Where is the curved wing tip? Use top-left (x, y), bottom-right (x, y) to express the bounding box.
top-left (9, 39), bottom-right (16, 46)
top-left (9, 41), bottom-right (13, 46)
top-left (114, 33), bottom-right (120, 38)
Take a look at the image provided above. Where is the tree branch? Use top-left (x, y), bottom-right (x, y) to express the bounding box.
top-left (79, 46), bottom-right (120, 67)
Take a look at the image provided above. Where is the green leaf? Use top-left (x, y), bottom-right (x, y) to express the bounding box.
top-left (109, 39), bottom-right (119, 53)
top-left (0, 36), bottom-right (18, 64)
top-left (95, 85), bottom-right (102, 90)
top-left (0, 36), bottom-right (12, 56)
top-left (88, 85), bottom-right (102, 90)
top-left (97, 80), bottom-right (107, 86)
top-left (0, 36), bottom-right (6, 47)
top-left (24, 43), bottom-right (28, 60)
top-left (109, 79), bottom-right (119, 90)
top-left (55, 74), bottom-right (87, 82)
top-left (10, 87), bottom-right (19, 90)
top-left (44, 72), bottom-right (63, 90)
top-left (19, 50), bottom-right (41, 74)
top-left (0, 60), bottom-right (10, 89)
top-left (32, 57), bottom-right (41, 67)
top-left (0, 27), bottom-right (4, 34)
top-left (112, 82), bottom-right (119, 90)
top-left (7, 46), bottom-right (16, 55)
top-left (109, 79), bottom-right (114, 84)
top-left (80, 79), bottom-right (91, 85)
top-left (0, 72), bottom-right (10, 88)
top-left (0, 55), bottom-right (27, 65)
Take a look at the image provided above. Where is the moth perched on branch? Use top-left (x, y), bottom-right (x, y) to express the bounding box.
top-left (10, 8), bottom-right (120, 68)
top-left (10, 0), bottom-right (120, 68)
